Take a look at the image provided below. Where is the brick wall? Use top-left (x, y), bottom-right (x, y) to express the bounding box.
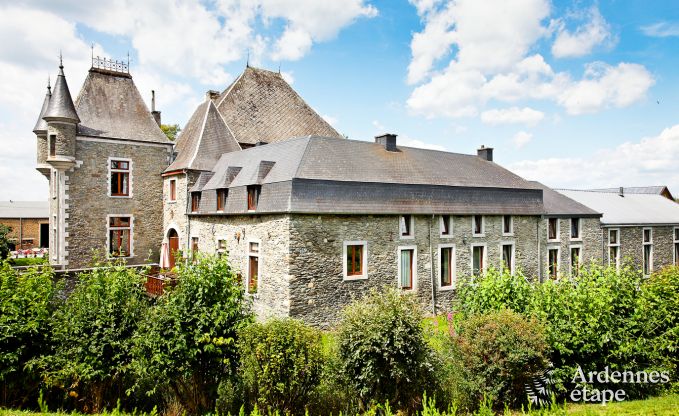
top-left (0, 217), bottom-right (49, 249)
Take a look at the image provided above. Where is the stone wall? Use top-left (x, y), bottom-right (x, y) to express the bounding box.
top-left (64, 138), bottom-right (171, 269)
top-left (188, 214), bottom-right (291, 320)
top-left (540, 217), bottom-right (602, 280)
top-left (0, 217), bottom-right (49, 249)
top-left (47, 122), bottom-right (76, 158)
top-left (162, 171), bottom-right (200, 251)
top-left (604, 225), bottom-right (678, 272)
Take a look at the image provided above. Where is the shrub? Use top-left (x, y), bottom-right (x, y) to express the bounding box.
top-left (131, 254), bottom-right (252, 415)
top-left (0, 261), bottom-right (57, 407)
top-left (0, 225), bottom-right (11, 260)
top-left (34, 261), bottom-right (149, 413)
top-left (336, 288), bottom-right (437, 411)
top-left (236, 318), bottom-right (323, 414)
top-left (455, 267), bottom-right (533, 316)
top-left (455, 309), bottom-right (550, 409)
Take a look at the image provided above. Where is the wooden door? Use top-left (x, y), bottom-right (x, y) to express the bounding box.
top-left (168, 230), bottom-right (179, 269)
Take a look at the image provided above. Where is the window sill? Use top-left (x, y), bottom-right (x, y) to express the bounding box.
top-left (502, 233), bottom-right (514, 237)
top-left (439, 285), bottom-right (455, 291)
top-left (439, 233), bottom-right (454, 239)
top-left (400, 235), bottom-right (415, 240)
top-left (547, 239), bottom-right (560, 243)
top-left (110, 195), bottom-right (131, 199)
top-left (168, 200), bottom-right (176, 204)
top-left (472, 233), bottom-right (485, 238)
top-left (570, 237), bottom-right (583, 242)
top-left (108, 255), bottom-right (133, 259)
top-left (343, 274), bottom-right (368, 281)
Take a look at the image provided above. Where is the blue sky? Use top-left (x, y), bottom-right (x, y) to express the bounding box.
top-left (1, 0), bottom-right (679, 200)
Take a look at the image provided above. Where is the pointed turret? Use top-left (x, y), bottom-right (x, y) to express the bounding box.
top-left (33, 78), bottom-right (51, 134)
top-left (44, 56), bottom-right (78, 170)
top-left (34, 79), bottom-right (53, 178)
top-left (43, 57), bottom-right (79, 123)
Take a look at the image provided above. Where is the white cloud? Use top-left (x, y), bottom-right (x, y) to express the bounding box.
top-left (481, 107), bottom-right (545, 126)
top-left (372, 119), bottom-right (387, 132)
top-left (280, 71), bottom-right (295, 85)
top-left (511, 131), bottom-right (533, 148)
top-left (640, 21), bottom-right (679, 38)
top-left (510, 124), bottom-right (679, 191)
top-left (552, 7), bottom-right (614, 58)
top-left (400, 136), bottom-right (447, 151)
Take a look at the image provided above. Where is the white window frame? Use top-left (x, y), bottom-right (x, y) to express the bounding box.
top-left (570, 218), bottom-right (582, 241)
top-left (246, 238), bottom-right (262, 294)
top-left (547, 218), bottom-right (560, 242)
top-left (439, 215), bottom-right (453, 238)
top-left (502, 215), bottom-right (514, 237)
top-left (216, 235), bottom-right (228, 255)
top-left (674, 227), bottom-right (679, 266)
top-left (500, 241), bottom-right (515, 275)
top-left (343, 240), bottom-right (368, 281)
top-left (438, 243), bottom-right (456, 290)
top-left (608, 228), bottom-right (621, 271)
top-left (168, 178), bottom-right (177, 203)
top-left (106, 214), bottom-right (134, 259)
top-left (397, 245), bottom-right (418, 290)
top-left (470, 243), bottom-right (487, 276)
top-left (569, 244), bottom-right (583, 276)
top-left (107, 157), bottom-right (133, 198)
top-left (547, 245), bottom-right (560, 279)
top-left (399, 215), bottom-right (415, 240)
top-left (642, 228), bottom-right (653, 276)
top-left (472, 215), bottom-right (485, 237)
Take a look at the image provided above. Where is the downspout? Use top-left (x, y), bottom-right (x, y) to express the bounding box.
top-left (429, 214), bottom-right (436, 316)
top-left (601, 225), bottom-right (605, 266)
top-left (185, 176), bottom-right (191, 258)
top-left (537, 218), bottom-right (542, 282)
top-left (19, 217), bottom-right (23, 249)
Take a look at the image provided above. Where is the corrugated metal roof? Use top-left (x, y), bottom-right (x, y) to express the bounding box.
top-left (588, 186), bottom-right (674, 200)
top-left (530, 181), bottom-right (601, 217)
top-left (0, 201), bottom-right (49, 219)
top-left (557, 189), bottom-right (679, 225)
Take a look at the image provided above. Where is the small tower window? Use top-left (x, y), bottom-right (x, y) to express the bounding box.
top-left (169, 179), bottom-right (176, 201)
top-left (49, 134), bottom-right (56, 157)
top-left (110, 159), bottom-right (130, 197)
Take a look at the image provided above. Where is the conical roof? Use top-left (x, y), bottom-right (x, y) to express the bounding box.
top-left (32, 81), bottom-right (51, 134)
top-left (43, 61), bottom-right (80, 123)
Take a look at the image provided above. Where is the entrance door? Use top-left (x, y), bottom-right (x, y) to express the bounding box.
top-left (168, 229), bottom-right (179, 269)
top-left (40, 223), bottom-right (49, 248)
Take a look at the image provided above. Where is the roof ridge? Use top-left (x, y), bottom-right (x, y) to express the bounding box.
top-left (216, 71), bottom-right (245, 108)
top-left (293, 136), bottom-right (314, 180)
top-left (212, 100), bottom-right (241, 151)
top-left (186, 100), bottom-right (212, 169)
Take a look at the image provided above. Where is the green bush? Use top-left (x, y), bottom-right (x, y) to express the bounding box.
top-left (455, 267), bottom-right (532, 316)
top-left (34, 261), bottom-right (149, 413)
top-left (235, 319), bottom-right (323, 414)
top-left (336, 288), bottom-right (437, 411)
top-left (131, 254), bottom-right (252, 415)
top-left (454, 309), bottom-right (550, 409)
top-left (0, 225), bottom-right (10, 260)
top-left (0, 261), bottom-right (57, 407)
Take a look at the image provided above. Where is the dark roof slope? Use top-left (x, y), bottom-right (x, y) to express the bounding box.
top-left (588, 186), bottom-right (674, 200)
top-left (33, 84), bottom-right (51, 134)
top-left (43, 63), bottom-right (79, 123)
top-left (530, 181), bottom-right (601, 217)
top-left (74, 68), bottom-right (171, 144)
top-left (216, 66), bottom-right (342, 145)
top-left (166, 99), bottom-right (241, 171)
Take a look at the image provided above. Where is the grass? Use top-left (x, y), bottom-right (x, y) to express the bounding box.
top-left (563, 393), bottom-right (679, 415)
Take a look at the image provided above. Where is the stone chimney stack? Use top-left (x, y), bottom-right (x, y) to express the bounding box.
top-left (151, 90), bottom-right (161, 126)
top-left (477, 145), bottom-right (493, 162)
top-left (375, 133), bottom-right (398, 152)
top-left (619, 187), bottom-right (624, 197)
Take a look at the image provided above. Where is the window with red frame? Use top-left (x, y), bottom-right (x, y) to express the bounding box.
top-left (191, 192), bottom-right (201, 212)
top-left (109, 216), bottom-right (131, 257)
top-left (110, 160), bottom-right (130, 196)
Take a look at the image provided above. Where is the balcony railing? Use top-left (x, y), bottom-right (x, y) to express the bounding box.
top-left (144, 273), bottom-right (177, 296)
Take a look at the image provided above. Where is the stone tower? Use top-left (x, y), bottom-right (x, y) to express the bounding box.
top-left (34, 56), bottom-right (174, 269)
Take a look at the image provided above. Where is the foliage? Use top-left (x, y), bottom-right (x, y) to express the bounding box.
top-left (336, 288), bottom-right (437, 411)
top-left (33, 262), bottom-right (149, 413)
top-left (0, 262), bottom-right (57, 407)
top-left (131, 254), bottom-right (252, 415)
top-left (160, 124), bottom-right (181, 141)
top-left (0, 225), bottom-right (11, 260)
top-left (236, 318), bottom-right (323, 414)
top-left (454, 310), bottom-right (550, 409)
top-left (455, 267), bottom-right (532, 315)
top-left (9, 258), bottom-right (48, 267)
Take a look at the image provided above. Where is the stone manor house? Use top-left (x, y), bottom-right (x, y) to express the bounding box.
top-left (32, 57), bottom-right (679, 326)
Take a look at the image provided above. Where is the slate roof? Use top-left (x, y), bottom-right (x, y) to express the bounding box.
top-left (166, 99), bottom-right (241, 171)
top-left (588, 186), bottom-right (674, 200)
top-left (74, 68), bottom-right (171, 144)
top-left (43, 63), bottom-right (79, 123)
top-left (193, 136), bottom-right (546, 215)
top-left (0, 201), bottom-right (49, 219)
top-left (557, 189), bottom-right (679, 225)
top-left (33, 83), bottom-right (51, 134)
top-left (530, 182), bottom-right (601, 218)
top-left (216, 67), bottom-right (342, 145)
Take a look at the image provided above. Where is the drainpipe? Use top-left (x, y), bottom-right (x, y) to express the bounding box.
top-left (19, 217), bottom-right (23, 249)
top-left (429, 214), bottom-right (436, 315)
top-left (537, 218), bottom-right (542, 282)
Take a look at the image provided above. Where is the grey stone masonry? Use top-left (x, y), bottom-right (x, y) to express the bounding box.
top-left (163, 171), bottom-right (201, 251)
top-left (47, 122), bottom-right (77, 159)
top-left (603, 225), bottom-right (679, 273)
top-left (64, 138), bottom-right (172, 269)
top-left (540, 217), bottom-right (602, 280)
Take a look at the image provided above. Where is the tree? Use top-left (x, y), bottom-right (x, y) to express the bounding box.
top-left (160, 124), bottom-right (181, 141)
top-left (0, 225), bottom-right (11, 259)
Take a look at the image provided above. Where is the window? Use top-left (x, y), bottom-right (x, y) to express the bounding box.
top-left (400, 215), bottom-right (414, 238)
top-left (674, 227), bottom-right (679, 266)
top-left (217, 239), bottom-right (227, 255)
top-left (571, 218), bottom-right (581, 240)
top-left (216, 189), bottom-right (228, 211)
top-left (110, 159), bottom-right (130, 197)
top-left (191, 192), bottom-right (201, 213)
top-left (608, 228), bottom-right (620, 271)
top-left (248, 241), bottom-right (260, 294)
top-left (471, 244), bottom-right (486, 276)
top-left (501, 243), bottom-right (514, 275)
top-left (398, 247), bottom-right (416, 290)
top-left (473, 215), bottom-right (484, 236)
top-left (502, 215), bottom-right (513, 235)
top-left (548, 218), bottom-right (559, 241)
top-left (440, 215), bottom-right (452, 237)
top-left (643, 228), bottom-right (653, 276)
top-left (548, 247), bottom-right (559, 279)
top-left (109, 216), bottom-right (132, 257)
top-left (439, 244), bottom-right (455, 289)
top-left (49, 134), bottom-right (56, 157)
top-left (343, 241), bottom-right (367, 280)
top-left (570, 246), bottom-right (582, 276)
top-left (247, 185), bottom-right (261, 211)
top-left (169, 179), bottom-right (176, 201)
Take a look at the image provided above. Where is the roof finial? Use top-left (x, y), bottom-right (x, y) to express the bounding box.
top-left (278, 62), bottom-right (281, 74)
top-left (246, 49), bottom-right (250, 68)
top-left (59, 50), bottom-right (63, 68)
top-left (47, 75), bottom-right (51, 94)
top-left (91, 43), bottom-right (94, 62)
top-left (127, 51), bottom-right (130, 72)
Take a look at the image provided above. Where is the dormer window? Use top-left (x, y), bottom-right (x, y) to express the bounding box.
top-left (247, 185), bottom-right (261, 211)
top-left (191, 192), bottom-right (201, 213)
top-left (472, 215), bottom-right (484, 236)
top-left (216, 189), bottom-right (228, 211)
top-left (440, 215), bottom-right (452, 237)
top-left (110, 159), bottom-right (131, 197)
top-left (502, 215), bottom-right (513, 236)
top-left (400, 215), bottom-right (414, 239)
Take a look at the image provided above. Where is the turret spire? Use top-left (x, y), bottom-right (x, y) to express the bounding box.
top-left (43, 56), bottom-right (80, 123)
top-left (33, 79), bottom-right (53, 134)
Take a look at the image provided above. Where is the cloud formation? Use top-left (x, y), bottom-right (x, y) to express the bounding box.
top-left (552, 6), bottom-right (614, 58)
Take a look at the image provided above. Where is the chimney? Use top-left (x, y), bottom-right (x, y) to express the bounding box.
top-left (375, 133), bottom-right (398, 152)
top-left (151, 90), bottom-right (161, 126)
top-left (619, 187), bottom-right (624, 197)
top-left (477, 145), bottom-right (493, 162)
top-left (205, 90), bottom-right (220, 101)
